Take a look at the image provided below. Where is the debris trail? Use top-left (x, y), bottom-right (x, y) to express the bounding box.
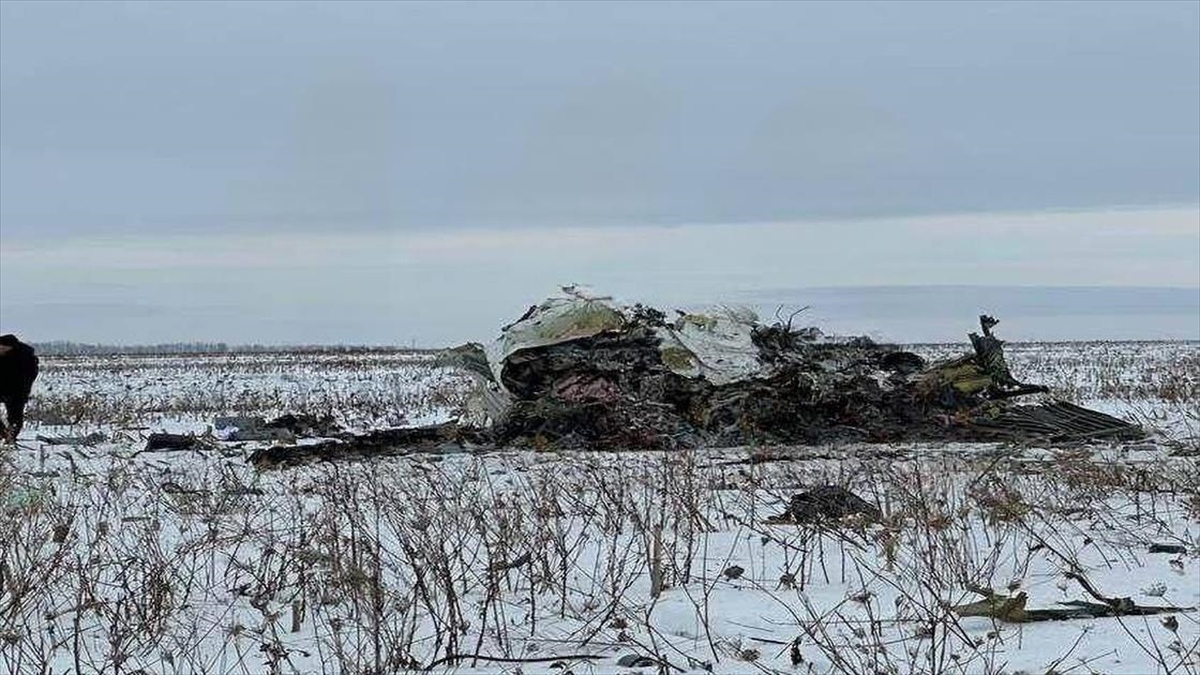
top-left (250, 291), bottom-right (1143, 467)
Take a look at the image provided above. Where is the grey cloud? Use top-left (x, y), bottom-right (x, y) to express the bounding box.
top-left (1, 1), bottom-right (1197, 236)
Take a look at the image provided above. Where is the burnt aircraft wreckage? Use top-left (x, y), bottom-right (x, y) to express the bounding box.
top-left (248, 289), bottom-right (1142, 467)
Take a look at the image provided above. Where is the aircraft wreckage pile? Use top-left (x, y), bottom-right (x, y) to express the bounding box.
top-left (249, 290), bottom-right (1142, 466)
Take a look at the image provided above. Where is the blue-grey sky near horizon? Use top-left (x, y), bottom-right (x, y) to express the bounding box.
top-left (1, 1), bottom-right (1198, 344)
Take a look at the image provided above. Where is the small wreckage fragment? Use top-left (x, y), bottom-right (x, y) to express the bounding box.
top-left (215, 413), bottom-right (343, 443)
top-left (145, 432), bottom-right (205, 452)
top-left (767, 485), bottom-right (883, 524)
top-left (951, 580), bottom-right (1195, 623)
top-left (36, 431), bottom-right (106, 447)
top-left (246, 423), bottom-right (486, 468)
top-left (249, 289), bottom-right (1144, 467)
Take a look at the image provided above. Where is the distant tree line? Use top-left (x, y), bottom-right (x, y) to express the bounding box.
top-left (31, 341), bottom-right (432, 356)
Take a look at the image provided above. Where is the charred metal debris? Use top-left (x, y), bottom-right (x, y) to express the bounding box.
top-left (250, 290), bottom-right (1141, 467)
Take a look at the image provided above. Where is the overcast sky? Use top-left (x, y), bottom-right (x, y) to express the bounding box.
top-left (1, 1), bottom-right (1197, 343)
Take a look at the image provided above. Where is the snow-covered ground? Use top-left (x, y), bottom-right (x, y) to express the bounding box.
top-left (1, 342), bottom-right (1197, 674)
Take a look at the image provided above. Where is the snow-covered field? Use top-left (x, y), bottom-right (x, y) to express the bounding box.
top-left (2, 342), bottom-right (1197, 674)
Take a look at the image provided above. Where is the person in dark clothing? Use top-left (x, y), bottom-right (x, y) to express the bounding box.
top-left (0, 334), bottom-right (38, 444)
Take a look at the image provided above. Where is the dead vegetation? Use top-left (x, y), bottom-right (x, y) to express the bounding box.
top-left (3, 440), bottom-right (1196, 674)
top-left (24, 350), bottom-right (470, 431)
top-left (3, 321), bottom-right (1195, 673)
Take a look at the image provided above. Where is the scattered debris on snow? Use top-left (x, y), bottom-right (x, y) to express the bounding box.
top-left (252, 290), bottom-right (1143, 465)
top-left (35, 431), bottom-right (106, 446)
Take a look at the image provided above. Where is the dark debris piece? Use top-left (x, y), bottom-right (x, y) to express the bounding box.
top-left (1148, 543), bottom-right (1187, 555)
top-left (247, 422), bottom-right (486, 468)
top-left (773, 485), bottom-right (883, 524)
top-left (616, 654), bottom-right (661, 668)
top-left (265, 413), bottom-right (343, 437)
top-left (972, 401), bottom-right (1143, 442)
top-left (144, 433), bottom-right (203, 452)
